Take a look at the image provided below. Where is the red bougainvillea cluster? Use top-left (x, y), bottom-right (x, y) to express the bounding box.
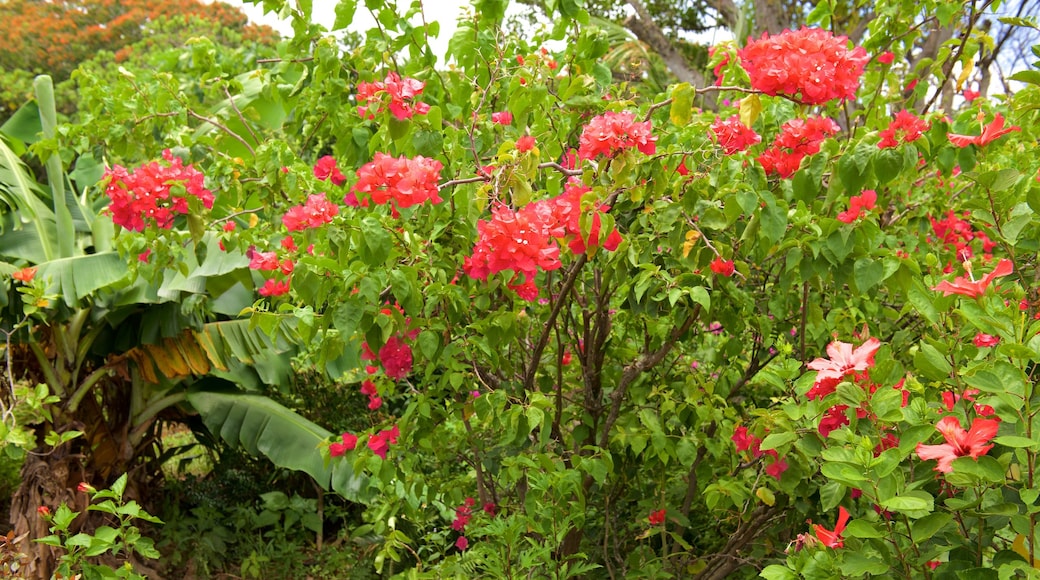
top-left (577, 111), bottom-right (657, 160)
top-left (450, 497), bottom-right (496, 552)
top-left (710, 115), bottom-right (761, 155)
top-left (351, 153), bottom-right (444, 209)
top-left (878, 110), bottom-right (930, 149)
top-left (356, 72), bottom-right (431, 120)
top-left (737, 27), bottom-right (869, 105)
top-left (732, 425), bottom-right (788, 480)
top-left (104, 149), bottom-right (214, 231)
top-left (757, 116), bottom-right (839, 178)
top-left (329, 425), bottom-right (400, 460)
top-left (282, 193), bottom-right (339, 231)
top-left (836, 190), bottom-right (877, 223)
top-left (464, 181), bottom-right (622, 300)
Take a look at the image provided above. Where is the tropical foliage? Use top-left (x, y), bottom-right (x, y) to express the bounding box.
top-left (2, 0), bottom-right (1040, 578)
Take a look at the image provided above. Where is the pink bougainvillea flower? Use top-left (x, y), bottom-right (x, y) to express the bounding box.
top-left (932, 258), bottom-right (1014, 297)
top-left (329, 432), bottom-right (358, 457)
top-left (352, 153), bottom-right (443, 209)
top-left (758, 116), bottom-right (840, 178)
top-left (282, 193), bottom-right (339, 232)
top-left (732, 426), bottom-right (762, 455)
top-left (974, 333), bottom-right (1000, 347)
top-left (814, 506), bottom-right (851, 548)
top-left (948, 113), bottom-right (1020, 148)
top-left (313, 155), bottom-right (346, 186)
top-left (738, 27), bottom-right (869, 105)
top-left (710, 115), bottom-right (761, 155)
top-left (836, 189), bottom-right (877, 223)
top-left (806, 338), bottom-right (881, 400)
top-left (491, 111), bottom-right (513, 125)
top-left (577, 111), bottom-right (656, 160)
top-left (648, 509), bottom-right (666, 525)
top-left (516, 135), bottom-right (536, 152)
top-left (11, 267), bottom-right (36, 282)
top-left (248, 250), bottom-right (280, 271)
top-left (356, 72), bottom-right (430, 120)
top-left (765, 455), bottom-right (788, 480)
top-left (877, 51), bottom-right (894, 64)
top-left (367, 425), bottom-right (401, 459)
top-left (916, 416), bottom-right (999, 473)
top-left (483, 502), bottom-right (496, 516)
top-left (963, 89), bottom-right (981, 102)
top-left (258, 278), bottom-right (291, 297)
top-left (379, 336), bottom-right (413, 380)
top-left (710, 257), bottom-right (735, 277)
top-left (103, 149), bottom-right (214, 232)
top-left (455, 536), bottom-right (469, 551)
top-left (878, 110), bottom-right (930, 149)
top-left (138, 249), bottom-right (151, 263)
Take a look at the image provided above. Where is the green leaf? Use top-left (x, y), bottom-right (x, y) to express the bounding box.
top-left (759, 432), bottom-right (798, 451)
top-left (994, 436), bottom-right (1039, 449)
top-left (821, 462), bottom-right (868, 486)
top-left (36, 252), bottom-right (130, 307)
top-left (332, 0), bottom-right (357, 30)
top-left (845, 519), bottom-right (885, 538)
top-left (911, 512), bottom-right (952, 542)
top-left (913, 343), bottom-right (952, 381)
top-left (853, 257), bottom-right (884, 292)
top-left (359, 217), bottom-right (391, 266)
top-left (950, 455), bottom-right (1005, 483)
top-left (839, 553), bottom-right (890, 576)
top-left (880, 492), bottom-right (934, 517)
top-left (759, 564), bottom-right (798, 580)
top-left (188, 383), bottom-right (368, 501)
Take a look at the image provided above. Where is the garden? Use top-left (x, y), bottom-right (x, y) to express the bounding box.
top-left (1, 0), bottom-right (1039, 577)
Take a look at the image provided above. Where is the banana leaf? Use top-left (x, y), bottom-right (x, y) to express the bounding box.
top-left (187, 383), bottom-right (369, 502)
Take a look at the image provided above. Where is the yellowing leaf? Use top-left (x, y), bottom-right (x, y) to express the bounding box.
top-left (739, 94), bottom-right (762, 128)
top-left (956, 60), bottom-right (974, 91)
top-left (682, 230), bottom-right (701, 258)
top-left (1012, 534), bottom-right (1040, 567)
top-left (756, 487), bottom-right (776, 506)
top-left (670, 83), bottom-right (694, 126)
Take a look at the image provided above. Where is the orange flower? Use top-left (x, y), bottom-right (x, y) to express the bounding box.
top-left (11, 267), bottom-right (37, 282)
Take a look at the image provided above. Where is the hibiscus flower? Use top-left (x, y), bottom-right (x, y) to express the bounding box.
top-left (932, 258), bottom-right (1013, 298)
top-left (814, 506), bottom-right (850, 548)
top-left (805, 338), bottom-right (881, 400)
top-left (916, 416), bottom-right (999, 473)
top-left (948, 113), bottom-right (1020, 148)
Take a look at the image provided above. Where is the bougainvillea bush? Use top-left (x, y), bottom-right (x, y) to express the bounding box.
top-left (7, 0), bottom-right (1040, 577)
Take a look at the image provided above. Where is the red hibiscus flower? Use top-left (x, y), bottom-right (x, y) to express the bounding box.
top-left (932, 258), bottom-right (1014, 298)
top-left (814, 506), bottom-right (851, 548)
top-left (948, 113), bottom-right (1020, 148)
top-left (916, 416), bottom-right (999, 473)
